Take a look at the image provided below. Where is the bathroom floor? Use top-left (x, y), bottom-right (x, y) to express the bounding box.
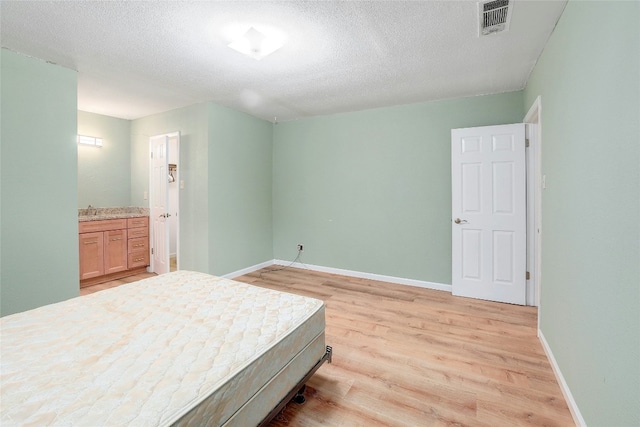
top-left (80, 272), bottom-right (156, 296)
top-left (81, 256), bottom-right (176, 296)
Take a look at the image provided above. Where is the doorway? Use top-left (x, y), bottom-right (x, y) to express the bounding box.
top-left (149, 132), bottom-right (180, 275)
top-left (451, 103), bottom-right (542, 307)
top-left (524, 96), bottom-right (542, 308)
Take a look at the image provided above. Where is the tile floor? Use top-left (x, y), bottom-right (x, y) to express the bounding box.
top-left (81, 256), bottom-right (176, 297)
top-left (79, 272), bottom-right (157, 296)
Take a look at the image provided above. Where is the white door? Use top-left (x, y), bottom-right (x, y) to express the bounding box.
top-left (451, 123), bottom-right (526, 305)
top-left (150, 134), bottom-right (170, 275)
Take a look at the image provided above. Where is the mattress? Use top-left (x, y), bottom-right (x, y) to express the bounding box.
top-left (0, 270), bottom-right (326, 426)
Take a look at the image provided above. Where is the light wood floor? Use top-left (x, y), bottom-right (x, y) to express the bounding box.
top-left (81, 267), bottom-right (574, 426)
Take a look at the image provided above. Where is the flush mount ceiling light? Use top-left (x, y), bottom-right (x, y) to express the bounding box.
top-left (227, 26), bottom-right (284, 60)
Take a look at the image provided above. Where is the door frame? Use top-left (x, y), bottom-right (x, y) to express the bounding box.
top-left (523, 96), bottom-right (542, 308)
top-left (148, 131), bottom-right (180, 273)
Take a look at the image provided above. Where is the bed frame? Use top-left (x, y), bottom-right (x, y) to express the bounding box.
top-left (258, 345), bottom-right (333, 426)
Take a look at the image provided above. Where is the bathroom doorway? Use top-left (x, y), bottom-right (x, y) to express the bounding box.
top-left (149, 131), bottom-right (180, 274)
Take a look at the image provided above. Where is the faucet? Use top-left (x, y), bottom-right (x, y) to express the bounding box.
top-left (87, 204), bottom-right (96, 215)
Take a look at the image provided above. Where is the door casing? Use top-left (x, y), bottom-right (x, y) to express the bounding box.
top-left (524, 96), bottom-right (542, 308)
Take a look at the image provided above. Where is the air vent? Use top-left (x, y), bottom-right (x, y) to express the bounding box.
top-left (478, 0), bottom-right (513, 36)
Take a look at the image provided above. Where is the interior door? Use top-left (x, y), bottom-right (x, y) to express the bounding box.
top-left (451, 123), bottom-right (526, 305)
top-left (150, 134), bottom-right (169, 275)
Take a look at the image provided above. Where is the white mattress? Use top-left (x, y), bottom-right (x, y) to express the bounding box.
top-left (0, 270), bottom-right (326, 426)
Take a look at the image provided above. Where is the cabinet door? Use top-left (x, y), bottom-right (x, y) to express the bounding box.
top-left (79, 232), bottom-right (104, 280)
top-left (104, 229), bottom-right (128, 275)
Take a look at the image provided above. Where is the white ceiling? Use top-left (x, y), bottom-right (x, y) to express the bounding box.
top-left (1, 0), bottom-right (567, 122)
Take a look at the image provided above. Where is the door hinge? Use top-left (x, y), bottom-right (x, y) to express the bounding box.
top-left (151, 248), bottom-right (154, 255)
top-left (525, 139), bottom-right (530, 148)
top-left (151, 152), bottom-right (153, 158)
top-left (526, 271), bottom-right (530, 280)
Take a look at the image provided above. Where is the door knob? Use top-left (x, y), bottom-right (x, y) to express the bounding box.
top-left (454, 218), bottom-right (468, 224)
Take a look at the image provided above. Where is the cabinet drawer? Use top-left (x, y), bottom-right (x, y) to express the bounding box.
top-left (105, 229), bottom-right (127, 243)
top-left (79, 219), bottom-right (127, 233)
top-left (128, 237), bottom-right (148, 252)
top-left (128, 251), bottom-right (149, 269)
top-left (127, 217), bottom-right (148, 229)
top-left (128, 226), bottom-right (148, 239)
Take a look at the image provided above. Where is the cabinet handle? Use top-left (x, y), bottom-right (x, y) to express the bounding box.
top-left (110, 237), bottom-right (122, 241)
top-left (133, 257), bottom-right (144, 262)
top-left (133, 243), bottom-right (144, 247)
top-left (84, 241), bottom-right (98, 245)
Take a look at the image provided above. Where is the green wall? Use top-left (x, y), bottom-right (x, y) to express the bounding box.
top-left (131, 103), bottom-right (210, 273)
top-left (208, 103), bottom-right (273, 276)
top-left (273, 92), bottom-right (524, 284)
top-left (524, 1), bottom-right (640, 425)
top-left (130, 102), bottom-right (273, 276)
top-left (1, 49), bottom-right (79, 316)
top-left (77, 110), bottom-right (131, 208)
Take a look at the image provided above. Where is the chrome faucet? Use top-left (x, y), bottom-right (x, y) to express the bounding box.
top-left (87, 204), bottom-right (96, 216)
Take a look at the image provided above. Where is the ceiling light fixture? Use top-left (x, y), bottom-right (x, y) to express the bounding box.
top-left (227, 26), bottom-right (284, 60)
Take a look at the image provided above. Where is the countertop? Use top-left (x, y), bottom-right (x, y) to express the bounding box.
top-left (78, 207), bottom-right (149, 222)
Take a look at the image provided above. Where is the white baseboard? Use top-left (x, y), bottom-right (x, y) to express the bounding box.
top-left (273, 259), bottom-right (451, 292)
top-left (538, 329), bottom-right (586, 427)
top-left (222, 260), bottom-right (275, 279)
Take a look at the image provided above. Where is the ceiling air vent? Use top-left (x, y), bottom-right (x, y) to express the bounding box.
top-left (478, 0), bottom-right (513, 36)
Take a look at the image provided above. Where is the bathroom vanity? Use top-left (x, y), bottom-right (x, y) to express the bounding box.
top-left (79, 207), bottom-right (150, 287)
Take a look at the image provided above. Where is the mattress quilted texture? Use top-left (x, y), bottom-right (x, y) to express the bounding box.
top-left (0, 271), bottom-right (325, 426)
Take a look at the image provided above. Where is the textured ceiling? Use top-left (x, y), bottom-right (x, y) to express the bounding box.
top-left (1, 1), bottom-right (567, 122)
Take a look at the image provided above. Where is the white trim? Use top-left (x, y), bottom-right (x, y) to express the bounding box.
top-left (525, 123), bottom-right (537, 306)
top-left (222, 260), bottom-right (275, 279)
top-left (523, 96), bottom-right (543, 309)
top-left (538, 330), bottom-right (586, 427)
top-left (524, 95), bottom-right (541, 123)
top-left (273, 259), bottom-right (451, 292)
top-left (171, 133), bottom-right (181, 272)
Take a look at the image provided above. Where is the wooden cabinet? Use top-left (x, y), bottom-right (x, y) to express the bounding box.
top-left (79, 216), bottom-right (149, 287)
top-left (127, 217), bottom-right (149, 269)
top-left (104, 229), bottom-right (128, 274)
top-left (79, 232), bottom-right (104, 279)
top-left (79, 219), bottom-right (127, 281)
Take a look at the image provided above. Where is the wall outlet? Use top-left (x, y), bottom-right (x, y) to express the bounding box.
top-left (297, 244), bottom-right (304, 252)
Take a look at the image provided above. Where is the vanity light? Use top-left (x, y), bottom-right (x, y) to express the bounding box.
top-left (77, 135), bottom-right (103, 147)
top-left (227, 26), bottom-right (284, 60)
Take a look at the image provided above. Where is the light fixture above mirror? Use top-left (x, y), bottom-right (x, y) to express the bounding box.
top-left (77, 135), bottom-right (103, 147)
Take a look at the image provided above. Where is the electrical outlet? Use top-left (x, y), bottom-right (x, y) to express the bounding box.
top-left (297, 244), bottom-right (304, 252)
